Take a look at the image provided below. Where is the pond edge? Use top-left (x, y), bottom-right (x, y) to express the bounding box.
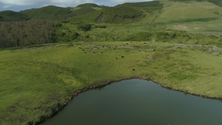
top-left (35, 76), bottom-right (222, 125)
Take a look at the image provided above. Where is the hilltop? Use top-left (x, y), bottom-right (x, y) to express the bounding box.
top-left (77, 3), bottom-right (100, 7)
top-left (20, 6), bottom-right (74, 20)
top-left (170, 0), bottom-right (222, 6)
top-left (0, 10), bottom-right (30, 22)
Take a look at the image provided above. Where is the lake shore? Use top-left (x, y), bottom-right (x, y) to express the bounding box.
top-left (37, 76), bottom-right (222, 125)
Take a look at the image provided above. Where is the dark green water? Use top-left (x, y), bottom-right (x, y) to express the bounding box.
top-left (42, 79), bottom-right (222, 125)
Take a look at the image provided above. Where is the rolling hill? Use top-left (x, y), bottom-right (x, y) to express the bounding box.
top-left (96, 6), bottom-right (144, 23)
top-left (20, 6), bottom-right (74, 20)
top-left (69, 6), bottom-right (145, 23)
top-left (155, 1), bottom-right (222, 23)
top-left (170, 0), bottom-right (222, 7)
top-left (0, 11), bottom-right (30, 22)
top-left (71, 7), bottom-right (96, 16)
top-left (116, 1), bottom-right (163, 12)
top-left (77, 3), bottom-right (99, 8)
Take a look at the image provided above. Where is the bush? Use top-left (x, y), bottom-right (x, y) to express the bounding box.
top-left (77, 23), bottom-right (92, 31)
top-left (62, 20), bottom-right (70, 23)
top-left (95, 25), bottom-right (107, 28)
top-left (54, 23), bottom-right (62, 27)
top-left (72, 32), bottom-right (80, 40)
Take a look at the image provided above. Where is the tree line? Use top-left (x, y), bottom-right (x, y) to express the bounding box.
top-left (0, 21), bottom-right (56, 48)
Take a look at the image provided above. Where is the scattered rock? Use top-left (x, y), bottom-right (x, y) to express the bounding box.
top-left (212, 52), bottom-right (220, 56)
top-left (173, 44), bottom-right (187, 49)
top-left (148, 56), bottom-right (153, 60)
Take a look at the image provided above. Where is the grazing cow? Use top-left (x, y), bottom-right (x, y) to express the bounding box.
top-left (132, 69), bottom-right (136, 71)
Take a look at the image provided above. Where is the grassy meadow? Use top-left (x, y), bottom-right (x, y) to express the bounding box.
top-left (1, 41), bottom-right (222, 124)
top-left (1, 0), bottom-right (222, 124)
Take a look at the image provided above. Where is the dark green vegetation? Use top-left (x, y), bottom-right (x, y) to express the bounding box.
top-left (0, 21), bottom-right (56, 48)
top-left (1, 0), bottom-right (222, 124)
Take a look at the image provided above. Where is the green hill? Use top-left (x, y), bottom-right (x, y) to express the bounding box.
top-left (0, 11), bottom-right (30, 22)
top-left (96, 6), bottom-right (144, 23)
top-left (117, 1), bottom-right (163, 8)
top-left (116, 1), bottom-right (163, 12)
top-left (170, 0), bottom-right (222, 7)
top-left (155, 1), bottom-right (222, 23)
top-left (77, 3), bottom-right (99, 7)
top-left (68, 6), bottom-right (144, 23)
top-left (20, 6), bottom-right (74, 20)
top-left (71, 7), bottom-right (96, 16)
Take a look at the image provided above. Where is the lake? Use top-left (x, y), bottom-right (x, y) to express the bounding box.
top-left (41, 79), bottom-right (222, 125)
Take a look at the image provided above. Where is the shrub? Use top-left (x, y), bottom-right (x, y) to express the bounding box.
top-left (95, 25), bottom-right (107, 28)
top-left (54, 23), bottom-right (62, 27)
top-left (77, 23), bottom-right (92, 31)
top-left (72, 32), bottom-right (80, 40)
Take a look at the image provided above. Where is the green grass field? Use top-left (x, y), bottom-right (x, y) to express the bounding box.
top-left (154, 1), bottom-right (222, 36)
top-left (1, 41), bottom-right (222, 124)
